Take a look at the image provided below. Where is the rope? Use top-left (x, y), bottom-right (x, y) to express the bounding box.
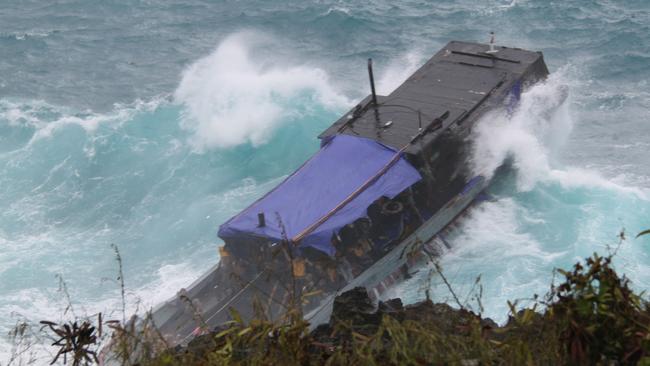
top-left (291, 145), bottom-right (408, 243)
top-left (293, 105), bottom-right (453, 244)
top-left (180, 269), bottom-right (266, 344)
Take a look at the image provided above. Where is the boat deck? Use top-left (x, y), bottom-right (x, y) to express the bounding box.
top-left (319, 41), bottom-right (548, 155)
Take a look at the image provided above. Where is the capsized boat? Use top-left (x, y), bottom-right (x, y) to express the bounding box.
top-left (148, 40), bottom-right (551, 346)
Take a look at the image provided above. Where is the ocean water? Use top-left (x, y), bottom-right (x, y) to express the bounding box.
top-left (1, 0), bottom-right (649, 362)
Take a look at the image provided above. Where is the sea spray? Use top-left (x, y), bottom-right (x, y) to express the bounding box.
top-left (174, 32), bottom-right (349, 151)
top-left (395, 75), bottom-right (650, 322)
top-left (375, 51), bottom-right (424, 95)
top-left (0, 37), bottom-right (348, 361)
top-left (470, 73), bottom-right (645, 197)
top-left (469, 73), bottom-right (573, 190)
top-left (2, 0), bottom-right (650, 360)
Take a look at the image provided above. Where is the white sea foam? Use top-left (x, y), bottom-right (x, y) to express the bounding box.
top-left (32, 98), bottom-right (165, 143)
top-left (174, 32), bottom-right (349, 151)
top-left (393, 197), bottom-right (562, 321)
top-left (0, 260), bottom-right (204, 363)
top-left (394, 70), bottom-right (650, 322)
top-left (376, 51), bottom-right (423, 95)
top-left (442, 199), bottom-right (563, 267)
top-left (3, 29), bottom-right (56, 41)
top-left (0, 97), bottom-right (169, 155)
top-left (469, 73), bottom-right (646, 198)
top-left (322, 5), bottom-right (352, 16)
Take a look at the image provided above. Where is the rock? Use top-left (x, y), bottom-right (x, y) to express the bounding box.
top-left (330, 287), bottom-right (375, 323)
top-left (183, 330), bottom-right (217, 361)
top-left (329, 287), bottom-right (380, 330)
top-left (402, 300), bottom-right (480, 335)
top-left (377, 298), bottom-right (405, 322)
top-left (377, 298), bottom-right (403, 313)
top-left (481, 317), bottom-right (498, 330)
top-left (325, 288), bottom-right (490, 338)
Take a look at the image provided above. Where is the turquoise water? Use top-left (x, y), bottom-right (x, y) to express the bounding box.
top-left (1, 0), bottom-right (649, 361)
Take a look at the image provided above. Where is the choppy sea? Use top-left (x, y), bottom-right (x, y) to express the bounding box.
top-left (1, 0), bottom-right (649, 362)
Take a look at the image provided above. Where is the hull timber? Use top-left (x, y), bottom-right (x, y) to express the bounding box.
top-left (147, 175), bottom-right (488, 345)
top-left (140, 40), bottom-right (551, 349)
top-left (97, 180), bottom-right (487, 366)
top-left (305, 175), bottom-right (488, 328)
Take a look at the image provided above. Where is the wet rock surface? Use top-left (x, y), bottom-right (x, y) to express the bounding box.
top-left (312, 287), bottom-right (497, 342)
top-left (173, 287), bottom-right (500, 362)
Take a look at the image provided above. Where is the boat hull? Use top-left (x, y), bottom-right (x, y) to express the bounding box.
top-left (305, 175), bottom-right (488, 327)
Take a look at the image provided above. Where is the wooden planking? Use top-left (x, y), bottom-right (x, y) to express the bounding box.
top-left (319, 41), bottom-right (545, 154)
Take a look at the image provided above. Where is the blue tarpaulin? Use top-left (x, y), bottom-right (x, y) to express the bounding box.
top-left (218, 134), bottom-right (422, 255)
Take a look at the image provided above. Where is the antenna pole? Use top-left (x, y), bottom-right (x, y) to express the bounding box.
top-left (487, 31), bottom-right (497, 53)
top-left (367, 58), bottom-right (378, 105)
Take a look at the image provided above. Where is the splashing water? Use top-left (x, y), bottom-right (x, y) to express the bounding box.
top-left (470, 74), bottom-right (572, 187)
top-left (375, 51), bottom-right (424, 95)
top-left (395, 74), bottom-right (650, 322)
top-left (471, 73), bottom-right (644, 196)
top-left (175, 32), bottom-right (349, 151)
top-left (2, 0), bottom-right (650, 362)
top-left (0, 35), bottom-right (351, 361)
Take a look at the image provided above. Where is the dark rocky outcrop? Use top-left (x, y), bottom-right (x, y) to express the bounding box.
top-left (312, 287), bottom-right (497, 343)
top-left (175, 287), bottom-right (494, 362)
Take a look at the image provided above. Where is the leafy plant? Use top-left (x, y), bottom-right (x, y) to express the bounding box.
top-left (40, 317), bottom-right (100, 366)
top-left (547, 253), bottom-right (650, 365)
top-left (637, 229), bottom-right (650, 239)
top-left (27, 236), bottom-right (650, 365)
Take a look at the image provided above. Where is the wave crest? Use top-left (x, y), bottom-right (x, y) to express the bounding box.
top-left (174, 32), bottom-right (348, 151)
top-left (470, 72), bottom-right (644, 197)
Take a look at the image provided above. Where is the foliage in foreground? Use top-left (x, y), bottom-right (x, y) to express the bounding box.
top-left (147, 252), bottom-right (650, 366)
top-left (20, 251), bottom-right (650, 366)
top-left (6, 230), bottom-right (650, 366)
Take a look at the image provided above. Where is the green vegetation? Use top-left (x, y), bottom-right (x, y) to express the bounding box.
top-left (150, 251), bottom-right (650, 366)
top-left (5, 231), bottom-right (650, 365)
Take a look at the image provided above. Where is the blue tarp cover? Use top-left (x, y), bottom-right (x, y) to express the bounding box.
top-left (218, 134), bottom-right (422, 255)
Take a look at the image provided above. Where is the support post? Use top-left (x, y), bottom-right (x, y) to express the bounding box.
top-left (367, 58), bottom-right (378, 105)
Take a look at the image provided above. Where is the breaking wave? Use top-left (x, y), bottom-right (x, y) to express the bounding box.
top-left (470, 72), bottom-right (644, 197)
top-left (174, 32), bottom-right (349, 151)
top-left (396, 73), bottom-right (650, 322)
top-left (0, 34), bottom-right (350, 360)
top-left (375, 51), bottom-right (424, 95)
top-left (2, 5), bottom-right (650, 359)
